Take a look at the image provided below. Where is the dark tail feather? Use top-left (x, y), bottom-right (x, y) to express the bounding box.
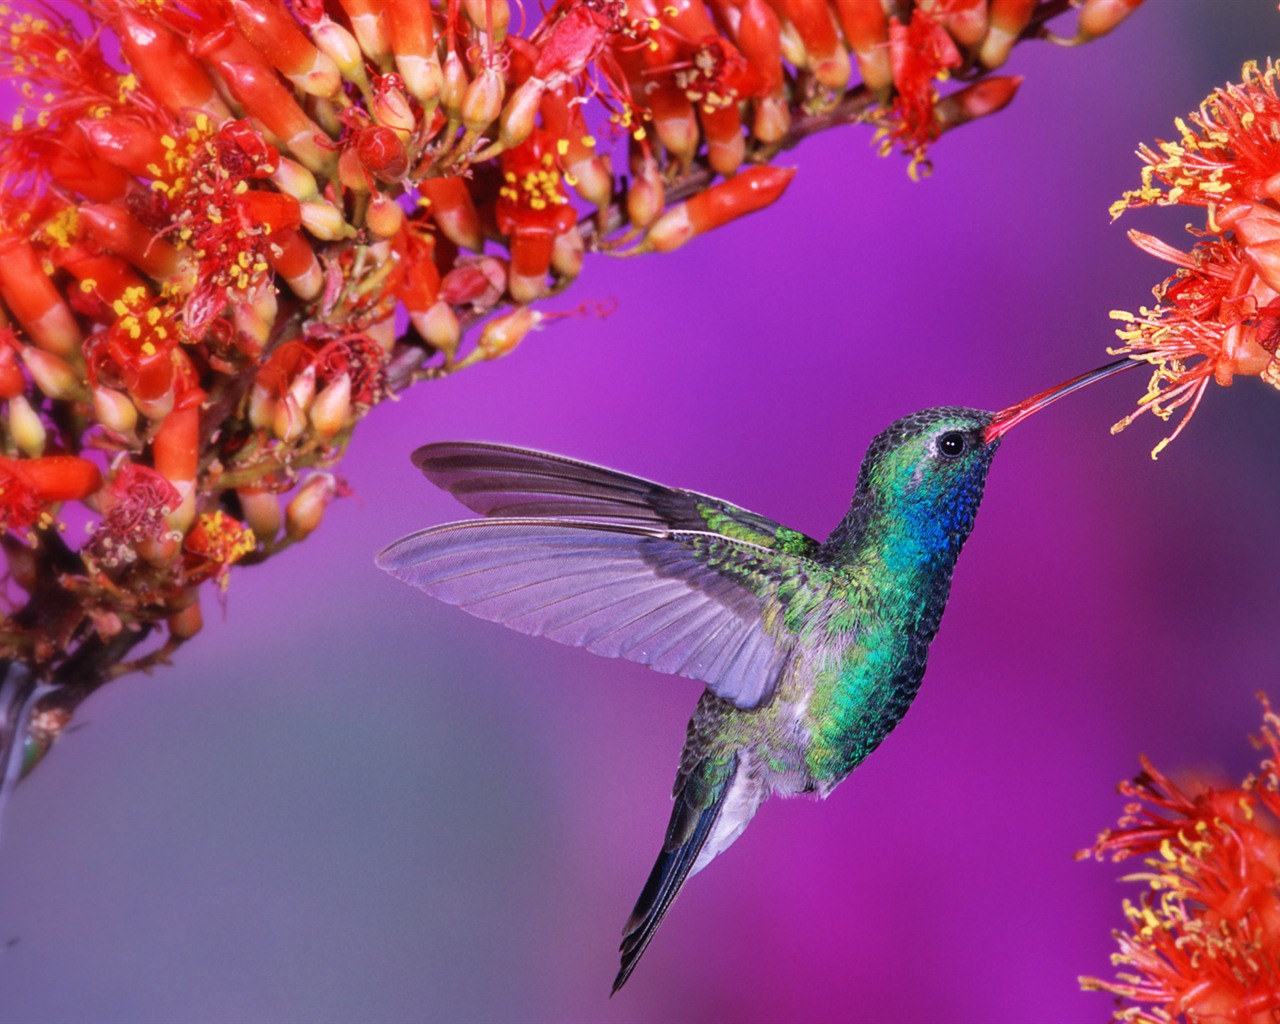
top-left (611, 761), bottom-right (735, 994)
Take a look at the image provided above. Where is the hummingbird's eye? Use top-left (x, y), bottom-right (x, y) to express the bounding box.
top-left (938, 431), bottom-right (967, 459)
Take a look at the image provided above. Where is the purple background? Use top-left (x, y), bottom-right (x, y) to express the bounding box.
top-left (2, 3), bottom-right (1278, 1021)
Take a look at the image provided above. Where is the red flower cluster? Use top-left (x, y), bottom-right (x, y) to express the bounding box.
top-left (0, 0), bottom-right (1138, 774)
top-left (1081, 696), bottom-right (1280, 1022)
top-left (1111, 60), bottom-right (1280, 457)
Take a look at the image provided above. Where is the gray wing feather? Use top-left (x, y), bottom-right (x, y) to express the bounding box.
top-left (376, 518), bottom-right (794, 708)
top-left (412, 443), bottom-right (815, 555)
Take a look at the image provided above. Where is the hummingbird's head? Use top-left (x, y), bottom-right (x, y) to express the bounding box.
top-left (853, 407), bottom-right (1001, 557)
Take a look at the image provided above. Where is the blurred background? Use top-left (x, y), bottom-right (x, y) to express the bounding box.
top-left (2, 2), bottom-right (1278, 1021)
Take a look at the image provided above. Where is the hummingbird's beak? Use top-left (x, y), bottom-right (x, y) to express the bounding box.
top-left (983, 357), bottom-right (1142, 443)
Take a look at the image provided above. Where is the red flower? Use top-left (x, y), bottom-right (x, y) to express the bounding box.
top-left (496, 131), bottom-right (578, 302)
top-left (879, 8), bottom-right (963, 177)
top-left (183, 511), bottom-right (256, 588)
top-left (1081, 695), bottom-right (1280, 1021)
top-left (1111, 62), bottom-right (1280, 456)
top-left (89, 462), bottom-right (182, 569)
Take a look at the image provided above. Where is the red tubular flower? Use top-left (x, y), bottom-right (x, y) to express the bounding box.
top-left (78, 205), bottom-right (185, 284)
top-left (641, 164), bottom-right (796, 252)
top-left (78, 116), bottom-right (173, 180)
top-left (152, 387), bottom-right (204, 532)
top-left (934, 75), bottom-right (1022, 135)
top-left (831, 0), bottom-right (892, 94)
top-left (772, 0), bottom-right (850, 91)
top-left (228, 0), bottom-right (342, 99)
top-left (978, 0), bottom-right (1037, 68)
top-left (0, 455), bottom-right (102, 534)
top-left (44, 141), bottom-right (134, 204)
top-left (336, 0), bottom-right (393, 68)
top-left (115, 7), bottom-right (232, 120)
top-left (1081, 695), bottom-right (1280, 1020)
top-left (216, 59), bottom-right (333, 175)
top-left (0, 236), bottom-right (83, 358)
top-left (417, 176), bottom-right (484, 253)
top-left (384, 1), bottom-right (440, 105)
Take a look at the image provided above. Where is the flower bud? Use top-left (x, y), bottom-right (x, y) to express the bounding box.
top-left (273, 367), bottom-right (315, 442)
top-left (273, 396), bottom-right (308, 443)
top-left (268, 229), bottom-right (324, 301)
top-left (93, 386), bottom-right (139, 439)
top-left (309, 373), bottom-right (352, 440)
top-left (80, 204), bottom-right (184, 282)
top-left (551, 229), bottom-right (584, 283)
top-left (461, 67), bottom-right (505, 134)
top-left (441, 49), bottom-right (469, 120)
top-left (399, 53), bottom-right (444, 110)
top-left (476, 306), bottom-right (540, 361)
top-left (499, 78), bottom-right (543, 151)
top-left (270, 157), bottom-right (320, 202)
top-left (229, 0), bottom-right (342, 98)
top-left (311, 15), bottom-right (370, 92)
top-left (301, 200), bottom-right (353, 241)
top-left (979, 0), bottom-right (1037, 70)
top-left (626, 157), bottom-right (665, 229)
top-left (1075, 0), bottom-right (1143, 42)
top-left (339, 145), bottom-right (372, 193)
top-left (462, 0), bottom-right (510, 44)
top-left (373, 82), bottom-right (416, 141)
top-left (752, 94), bottom-right (790, 146)
top-left (233, 280), bottom-right (279, 352)
top-left (8, 395), bottom-right (45, 457)
top-left (366, 192), bottom-right (405, 238)
top-left (642, 166), bottom-right (795, 253)
top-left (410, 301), bottom-right (460, 360)
top-left (418, 176), bottom-right (484, 252)
top-left (248, 381), bottom-right (276, 431)
top-left (21, 347), bottom-right (84, 401)
top-left (237, 487), bottom-right (282, 542)
top-left (167, 591), bottom-right (203, 640)
top-left (387, 1), bottom-right (442, 107)
top-left (285, 472), bottom-right (338, 542)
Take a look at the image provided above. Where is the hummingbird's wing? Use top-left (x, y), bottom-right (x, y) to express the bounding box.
top-left (410, 442), bottom-right (821, 555)
top-left (376, 516), bottom-right (818, 709)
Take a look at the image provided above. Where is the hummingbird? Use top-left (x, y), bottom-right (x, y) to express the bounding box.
top-left (376, 358), bottom-right (1136, 992)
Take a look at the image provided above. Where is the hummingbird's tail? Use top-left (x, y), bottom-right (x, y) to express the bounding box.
top-left (612, 753), bottom-right (747, 994)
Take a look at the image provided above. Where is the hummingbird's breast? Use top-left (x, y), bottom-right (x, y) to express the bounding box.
top-left (793, 570), bottom-right (948, 787)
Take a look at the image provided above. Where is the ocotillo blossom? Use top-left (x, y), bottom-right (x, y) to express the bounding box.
top-left (1111, 60), bottom-right (1280, 457)
top-left (0, 0), bottom-right (1139, 783)
top-left (1079, 695), bottom-right (1280, 1021)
